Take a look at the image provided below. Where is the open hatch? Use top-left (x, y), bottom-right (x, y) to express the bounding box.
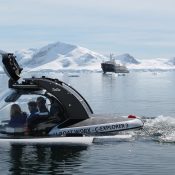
top-left (1, 53), bottom-right (23, 82)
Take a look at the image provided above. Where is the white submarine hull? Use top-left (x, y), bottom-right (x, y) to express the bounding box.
top-left (49, 117), bottom-right (143, 136)
top-left (0, 116), bottom-right (143, 136)
top-left (0, 135), bottom-right (133, 146)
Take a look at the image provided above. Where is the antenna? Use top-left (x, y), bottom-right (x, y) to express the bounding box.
top-left (110, 53), bottom-right (114, 61)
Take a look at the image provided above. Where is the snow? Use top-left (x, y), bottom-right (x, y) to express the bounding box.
top-left (0, 54), bottom-right (3, 72)
top-left (15, 48), bottom-right (37, 65)
top-left (115, 53), bottom-right (140, 64)
top-left (14, 41), bottom-right (106, 72)
top-left (127, 58), bottom-right (175, 71)
top-left (0, 41), bottom-right (175, 73)
top-left (166, 57), bottom-right (175, 65)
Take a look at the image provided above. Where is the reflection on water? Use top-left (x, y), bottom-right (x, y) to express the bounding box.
top-left (8, 144), bottom-right (88, 174)
top-left (1, 72), bottom-right (175, 174)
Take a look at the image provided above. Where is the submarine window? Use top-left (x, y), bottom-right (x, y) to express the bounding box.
top-left (0, 94), bottom-right (51, 120)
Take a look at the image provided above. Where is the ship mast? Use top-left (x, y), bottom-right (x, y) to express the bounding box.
top-left (110, 53), bottom-right (115, 63)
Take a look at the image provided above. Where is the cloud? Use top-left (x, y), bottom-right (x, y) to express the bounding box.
top-left (0, 0), bottom-right (175, 58)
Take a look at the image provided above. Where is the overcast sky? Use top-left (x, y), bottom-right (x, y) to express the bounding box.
top-left (0, 0), bottom-right (175, 59)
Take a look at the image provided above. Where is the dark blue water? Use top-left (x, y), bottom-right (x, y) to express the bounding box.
top-left (0, 71), bottom-right (175, 174)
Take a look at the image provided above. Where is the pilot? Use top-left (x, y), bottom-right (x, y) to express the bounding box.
top-left (36, 96), bottom-right (49, 117)
top-left (49, 97), bottom-right (64, 122)
top-left (8, 104), bottom-right (27, 127)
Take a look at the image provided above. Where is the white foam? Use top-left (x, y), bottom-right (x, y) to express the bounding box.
top-left (142, 115), bottom-right (175, 142)
top-left (159, 136), bottom-right (175, 143)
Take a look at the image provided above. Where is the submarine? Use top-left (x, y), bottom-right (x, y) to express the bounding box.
top-left (0, 52), bottom-right (143, 140)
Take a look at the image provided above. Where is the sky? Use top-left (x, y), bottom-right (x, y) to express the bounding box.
top-left (0, 0), bottom-right (175, 59)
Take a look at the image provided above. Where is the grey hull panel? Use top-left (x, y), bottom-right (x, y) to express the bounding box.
top-left (68, 114), bottom-right (134, 128)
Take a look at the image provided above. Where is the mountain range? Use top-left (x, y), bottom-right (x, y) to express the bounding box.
top-left (0, 41), bottom-right (175, 72)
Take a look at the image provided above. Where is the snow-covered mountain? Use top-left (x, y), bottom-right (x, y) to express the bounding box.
top-left (114, 53), bottom-right (140, 65)
top-left (0, 41), bottom-right (175, 72)
top-left (15, 48), bottom-right (37, 65)
top-left (166, 57), bottom-right (175, 65)
top-left (15, 42), bottom-right (106, 72)
top-left (127, 58), bottom-right (173, 70)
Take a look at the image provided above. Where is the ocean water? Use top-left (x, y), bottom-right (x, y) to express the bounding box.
top-left (0, 71), bottom-right (175, 174)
